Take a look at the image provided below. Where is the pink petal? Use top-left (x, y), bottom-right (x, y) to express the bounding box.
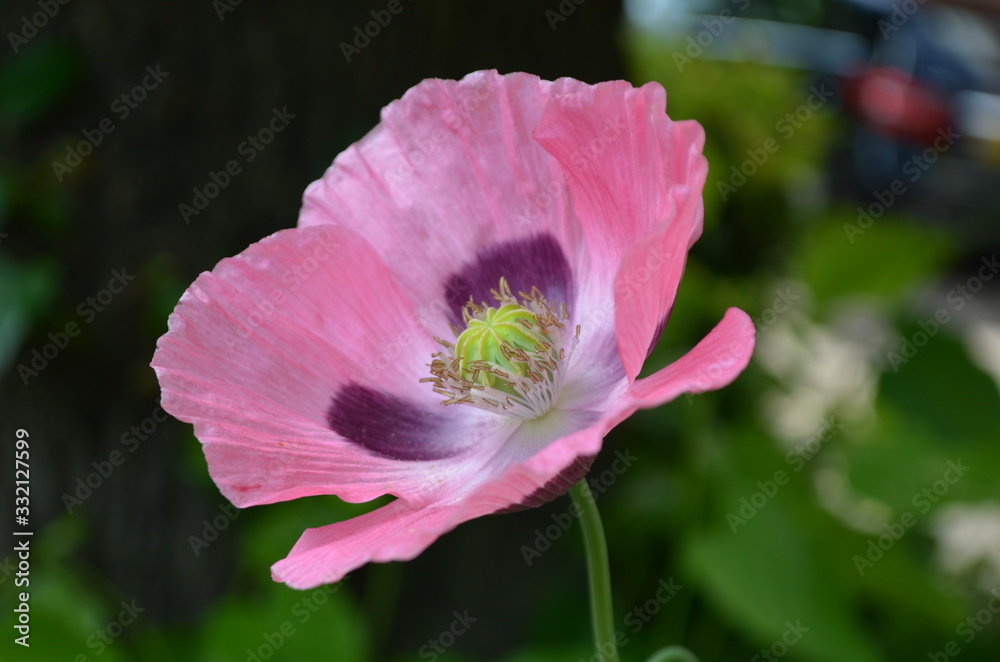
top-left (272, 416), bottom-right (607, 589)
top-left (627, 308), bottom-right (756, 408)
top-left (152, 225), bottom-right (495, 508)
top-left (533, 80), bottom-right (708, 379)
top-left (612, 195), bottom-right (703, 380)
top-left (157, 70), bottom-right (755, 590)
top-left (298, 71), bottom-right (587, 332)
top-left (271, 499), bottom-right (474, 589)
top-left (274, 310), bottom-right (752, 590)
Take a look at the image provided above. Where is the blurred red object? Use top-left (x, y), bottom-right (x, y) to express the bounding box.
top-left (842, 65), bottom-right (954, 144)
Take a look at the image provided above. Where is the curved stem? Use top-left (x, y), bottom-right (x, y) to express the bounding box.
top-left (570, 480), bottom-right (619, 662)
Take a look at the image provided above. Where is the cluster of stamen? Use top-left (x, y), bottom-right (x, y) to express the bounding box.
top-left (422, 278), bottom-right (578, 419)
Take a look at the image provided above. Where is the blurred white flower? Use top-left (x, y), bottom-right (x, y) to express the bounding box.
top-left (965, 321), bottom-right (1000, 395)
top-left (931, 501), bottom-right (1000, 590)
top-left (756, 299), bottom-right (885, 446)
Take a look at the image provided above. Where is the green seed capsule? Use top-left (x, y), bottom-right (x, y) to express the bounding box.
top-left (454, 303), bottom-right (549, 388)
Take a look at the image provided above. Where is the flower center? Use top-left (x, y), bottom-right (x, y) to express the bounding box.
top-left (424, 278), bottom-right (578, 419)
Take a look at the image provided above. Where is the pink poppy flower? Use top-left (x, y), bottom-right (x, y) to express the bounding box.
top-left (152, 70), bottom-right (754, 590)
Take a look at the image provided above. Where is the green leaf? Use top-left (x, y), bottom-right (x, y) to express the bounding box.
top-left (880, 330), bottom-right (1000, 442)
top-left (792, 214), bottom-right (954, 305)
top-left (0, 43), bottom-right (79, 131)
top-left (197, 580), bottom-right (368, 662)
top-left (682, 431), bottom-right (884, 662)
top-left (18, 518), bottom-right (133, 662)
top-left (0, 256), bottom-right (59, 374)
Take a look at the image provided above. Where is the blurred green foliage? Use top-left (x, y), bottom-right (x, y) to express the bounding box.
top-left (625, 35), bottom-right (1000, 662)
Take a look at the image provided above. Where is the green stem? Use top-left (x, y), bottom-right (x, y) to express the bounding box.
top-left (570, 480), bottom-right (619, 662)
top-left (645, 646), bottom-right (701, 662)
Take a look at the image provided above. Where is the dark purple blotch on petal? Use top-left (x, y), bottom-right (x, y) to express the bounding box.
top-left (443, 234), bottom-right (574, 326)
top-left (646, 309), bottom-right (671, 359)
top-left (327, 384), bottom-right (456, 461)
top-left (493, 454), bottom-right (597, 514)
